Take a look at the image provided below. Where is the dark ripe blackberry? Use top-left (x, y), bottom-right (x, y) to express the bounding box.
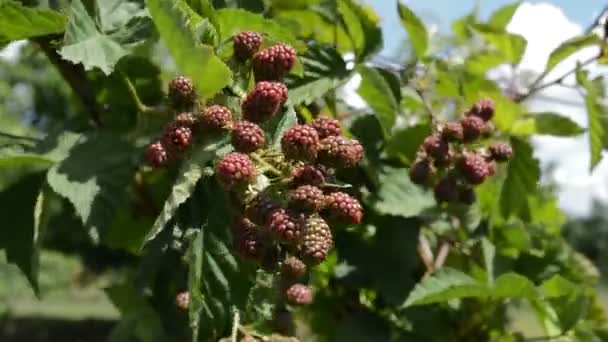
top-left (267, 208), bottom-right (305, 243)
top-left (291, 165), bottom-right (326, 187)
top-left (232, 217), bottom-right (265, 261)
top-left (489, 142), bottom-right (513, 162)
top-left (231, 121), bottom-right (265, 153)
top-left (145, 141), bottom-right (168, 168)
top-left (247, 194), bottom-right (278, 226)
top-left (284, 283), bottom-right (314, 305)
top-left (253, 43), bottom-right (297, 81)
top-left (458, 152), bottom-right (490, 185)
top-left (281, 256), bottom-right (307, 279)
top-left (288, 185), bottom-right (325, 213)
top-left (325, 192), bottom-right (363, 224)
top-left (272, 308), bottom-right (295, 336)
top-left (261, 245), bottom-right (281, 272)
top-left (317, 136), bottom-right (363, 168)
top-left (216, 152), bottom-right (256, 188)
top-left (242, 81), bottom-right (288, 123)
top-left (434, 176), bottom-right (459, 203)
top-left (199, 105), bottom-right (232, 130)
top-left (281, 124), bottom-right (320, 161)
top-left (442, 121), bottom-right (464, 142)
top-left (460, 115), bottom-right (486, 142)
top-left (298, 215), bottom-right (333, 265)
top-left (311, 116), bottom-right (342, 139)
top-left (173, 112), bottom-right (197, 129)
top-left (233, 31), bottom-right (263, 61)
top-left (409, 157), bottom-right (435, 186)
top-left (459, 187), bottom-right (476, 205)
top-left (162, 124), bottom-right (193, 153)
top-left (175, 291), bottom-right (190, 311)
top-left (422, 134), bottom-right (450, 163)
top-left (168, 76), bottom-right (196, 108)
top-left (468, 98), bottom-right (495, 122)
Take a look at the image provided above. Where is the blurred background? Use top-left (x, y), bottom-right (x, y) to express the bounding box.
top-left (1, 0), bottom-right (608, 340)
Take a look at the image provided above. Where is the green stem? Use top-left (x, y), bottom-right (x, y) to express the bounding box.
top-left (252, 154), bottom-right (283, 177)
top-left (0, 131), bottom-right (41, 142)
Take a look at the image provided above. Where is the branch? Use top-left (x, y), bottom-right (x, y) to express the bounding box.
top-left (414, 87), bottom-right (436, 126)
top-left (0, 131), bottom-right (41, 143)
top-left (34, 34), bottom-right (103, 127)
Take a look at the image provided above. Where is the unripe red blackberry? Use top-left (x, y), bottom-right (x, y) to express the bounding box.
top-left (442, 121), bottom-right (464, 142)
top-left (232, 217), bottom-right (266, 261)
top-left (267, 208), bottom-right (305, 243)
top-left (489, 142), bottom-right (513, 162)
top-left (162, 124), bottom-right (193, 152)
top-left (168, 76), bottom-right (196, 108)
top-left (253, 43), bottom-right (297, 81)
top-left (284, 283), bottom-right (314, 305)
top-left (299, 216), bottom-right (333, 265)
top-left (434, 176), bottom-right (459, 203)
top-left (317, 136), bottom-right (363, 168)
top-left (233, 31), bottom-right (263, 61)
top-left (231, 121), bottom-right (265, 153)
top-left (311, 116), bottom-right (342, 139)
top-left (325, 191), bottom-right (363, 224)
top-left (242, 81), bottom-right (288, 123)
top-left (281, 256), bottom-right (307, 279)
top-left (422, 134), bottom-right (450, 163)
top-left (173, 112), bottom-right (197, 129)
top-left (145, 141), bottom-right (168, 168)
top-left (461, 115), bottom-right (486, 142)
top-left (175, 291), bottom-right (190, 311)
top-left (216, 152), bottom-right (256, 188)
top-left (288, 185), bottom-right (325, 213)
top-left (291, 165), bottom-right (326, 187)
top-left (281, 124), bottom-right (320, 161)
top-left (200, 105), bottom-right (232, 130)
top-left (409, 157), bottom-right (435, 186)
top-left (458, 152), bottom-right (490, 185)
top-left (468, 98), bottom-right (495, 122)
top-left (247, 195), bottom-right (278, 226)
top-left (459, 187), bottom-right (476, 205)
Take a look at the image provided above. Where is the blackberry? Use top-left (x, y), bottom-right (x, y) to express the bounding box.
top-left (281, 125), bottom-right (320, 161)
top-left (247, 195), bottom-right (278, 226)
top-left (442, 121), bottom-right (464, 142)
top-left (409, 157), bottom-right (435, 186)
top-left (284, 283), bottom-right (314, 305)
top-left (242, 81), bottom-right (288, 123)
top-left (231, 121), bottom-right (265, 153)
top-left (422, 134), bottom-right (450, 163)
top-left (434, 176), bottom-right (459, 203)
top-left (468, 98), bottom-right (495, 122)
top-left (145, 141), bottom-right (168, 168)
top-left (298, 215), bottom-right (333, 265)
top-left (317, 136), bottom-right (363, 168)
top-left (272, 308), bottom-right (295, 336)
top-left (325, 192), bottom-right (363, 224)
top-left (216, 152), bottom-right (256, 188)
top-left (311, 116), bottom-right (342, 139)
top-left (459, 187), bottom-right (476, 205)
top-left (291, 165), bottom-right (326, 187)
top-left (233, 31), bottom-right (263, 61)
top-left (232, 217), bottom-right (266, 261)
top-left (173, 112), bottom-right (197, 129)
top-left (458, 153), bottom-right (490, 185)
top-left (200, 105), bottom-right (232, 130)
top-left (267, 208), bottom-right (305, 243)
top-left (461, 115), bottom-right (486, 143)
top-left (489, 142), bottom-right (513, 162)
top-left (175, 291), bottom-right (190, 311)
top-left (253, 43), bottom-right (297, 81)
top-left (168, 76), bottom-right (196, 108)
top-left (281, 256), bottom-right (307, 279)
top-left (288, 185), bottom-right (325, 213)
top-left (162, 124), bottom-right (193, 153)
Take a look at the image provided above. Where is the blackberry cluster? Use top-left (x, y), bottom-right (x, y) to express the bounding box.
top-left (410, 98), bottom-right (513, 205)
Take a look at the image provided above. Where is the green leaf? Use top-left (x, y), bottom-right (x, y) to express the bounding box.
top-left (371, 167), bottom-right (435, 218)
top-left (386, 124), bottom-right (431, 163)
top-left (357, 66), bottom-right (399, 135)
top-left (576, 69), bottom-right (605, 171)
top-left (500, 138), bottom-right (540, 218)
top-left (0, 1), bottom-right (66, 41)
top-left (465, 51), bottom-right (507, 75)
top-left (46, 133), bottom-right (136, 239)
top-left (529, 112), bottom-right (585, 136)
top-left (95, 0), bottom-right (147, 33)
top-left (403, 268), bottom-right (488, 307)
top-left (481, 238), bottom-right (495, 286)
top-left (492, 273), bottom-right (538, 299)
top-left (268, 106), bottom-right (297, 149)
top-left (397, 2), bottom-right (428, 58)
top-left (473, 24), bottom-right (527, 65)
top-left (188, 222), bottom-right (204, 342)
top-left (286, 44), bottom-right (349, 106)
top-left (215, 8), bottom-right (298, 46)
top-left (541, 275), bottom-right (577, 298)
top-left (146, 0), bottom-right (232, 99)
top-left (545, 34), bottom-right (601, 76)
top-left (338, 0), bottom-right (382, 61)
top-left (488, 2), bottom-right (520, 30)
top-left (141, 137), bottom-right (227, 247)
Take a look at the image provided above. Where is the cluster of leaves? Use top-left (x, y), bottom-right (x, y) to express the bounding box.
top-left (0, 0), bottom-right (608, 341)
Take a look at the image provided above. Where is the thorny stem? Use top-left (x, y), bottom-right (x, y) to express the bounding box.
top-left (414, 87), bottom-right (437, 127)
top-left (252, 153), bottom-right (283, 177)
top-left (0, 131), bottom-right (41, 143)
top-left (231, 309), bottom-right (240, 342)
